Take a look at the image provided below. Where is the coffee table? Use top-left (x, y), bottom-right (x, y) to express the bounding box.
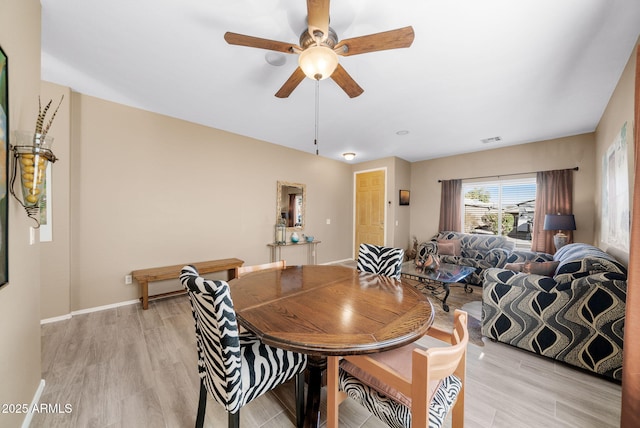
top-left (401, 261), bottom-right (475, 312)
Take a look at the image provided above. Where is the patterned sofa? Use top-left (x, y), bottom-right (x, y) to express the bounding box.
top-left (482, 243), bottom-right (627, 380)
top-left (418, 231), bottom-right (515, 285)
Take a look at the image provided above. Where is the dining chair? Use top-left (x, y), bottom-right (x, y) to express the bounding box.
top-left (326, 310), bottom-right (469, 428)
top-left (235, 260), bottom-right (286, 277)
top-left (357, 243), bottom-right (405, 279)
top-left (180, 265), bottom-right (307, 428)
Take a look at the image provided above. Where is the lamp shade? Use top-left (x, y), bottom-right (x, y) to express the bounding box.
top-left (298, 45), bottom-right (339, 80)
top-left (543, 214), bottom-right (576, 231)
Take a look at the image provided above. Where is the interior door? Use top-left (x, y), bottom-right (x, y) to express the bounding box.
top-left (355, 169), bottom-right (386, 256)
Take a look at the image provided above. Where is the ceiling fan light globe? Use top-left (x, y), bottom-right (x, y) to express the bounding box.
top-left (298, 46), bottom-right (338, 80)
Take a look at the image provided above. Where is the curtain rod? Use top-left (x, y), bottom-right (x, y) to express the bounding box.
top-left (437, 166), bottom-right (579, 183)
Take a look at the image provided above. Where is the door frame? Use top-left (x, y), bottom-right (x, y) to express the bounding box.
top-left (353, 167), bottom-right (388, 259)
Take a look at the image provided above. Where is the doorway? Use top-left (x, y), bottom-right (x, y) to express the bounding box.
top-left (354, 169), bottom-right (386, 256)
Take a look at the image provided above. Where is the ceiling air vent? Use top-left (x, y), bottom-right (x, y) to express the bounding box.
top-left (481, 136), bottom-right (502, 144)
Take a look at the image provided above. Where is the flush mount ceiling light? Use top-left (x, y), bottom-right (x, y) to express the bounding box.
top-left (396, 130), bottom-right (409, 135)
top-left (342, 152), bottom-right (356, 160)
top-left (265, 52), bottom-right (286, 66)
top-left (481, 136), bottom-right (502, 144)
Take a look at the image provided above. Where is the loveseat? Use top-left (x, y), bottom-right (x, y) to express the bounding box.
top-left (482, 243), bottom-right (627, 380)
top-left (418, 231), bottom-right (515, 285)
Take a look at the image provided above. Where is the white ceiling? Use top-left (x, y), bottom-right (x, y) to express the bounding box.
top-left (41, 0), bottom-right (640, 163)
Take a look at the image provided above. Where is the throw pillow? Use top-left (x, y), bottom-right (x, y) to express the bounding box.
top-left (504, 261), bottom-right (559, 276)
top-left (504, 262), bottom-right (524, 272)
top-left (437, 239), bottom-right (461, 256)
top-left (523, 261), bottom-right (559, 276)
top-left (438, 242), bottom-right (456, 256)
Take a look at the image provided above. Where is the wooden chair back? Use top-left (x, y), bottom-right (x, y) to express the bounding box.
top-left (327, 310), bottom-right (469, 428)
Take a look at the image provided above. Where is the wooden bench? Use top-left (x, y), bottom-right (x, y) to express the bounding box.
top-left (132, 258), bottom-right (244, 309)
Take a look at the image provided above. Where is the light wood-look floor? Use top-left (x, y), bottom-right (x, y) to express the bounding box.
top-left (32, 294), bottom-right (621, 428)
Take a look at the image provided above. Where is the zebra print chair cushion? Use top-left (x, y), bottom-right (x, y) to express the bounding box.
top-left (338, 369), bottom-right (462, 428)
top-left (357, 243), bottom-right (405, 280)
top-left (180, 265), bottom-right (307, 414)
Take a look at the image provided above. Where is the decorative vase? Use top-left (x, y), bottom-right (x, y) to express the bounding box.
top-left (423, 254), bottom-right (440, 271)
top-left (13, 131), bottom-right (55, 207)
top-left (290, 232), bottom-right (299, 243)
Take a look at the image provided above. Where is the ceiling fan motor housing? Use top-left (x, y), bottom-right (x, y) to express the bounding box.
top-left (300, 26), bottom-right (338, 49)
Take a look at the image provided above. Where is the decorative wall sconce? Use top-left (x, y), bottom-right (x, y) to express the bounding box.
top-left (9, 96), bottom-right (62, 227)
top-left (10, 131), bottom-right (57, 227)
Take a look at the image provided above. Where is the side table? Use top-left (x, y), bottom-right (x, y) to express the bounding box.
top-left (267, 240), bottom-right (321, 265)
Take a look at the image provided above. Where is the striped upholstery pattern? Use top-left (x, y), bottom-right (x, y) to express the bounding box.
top-left (420, 231), bottom-right (514, 285)
top-left (338, 366), bottom-right (462, 428)
top-left (482, 244), bottom-right (627, 380)
top-left (357, 243), bottom-right (405, 279)
top-left (180, 265), bottom-right (307, 414)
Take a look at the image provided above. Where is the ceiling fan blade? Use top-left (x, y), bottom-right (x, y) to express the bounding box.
top-left (334, 26), bottom-right (415, 56)
top-left (224, 32), bottom-right (299, 53)
top-left (306, 0), bottom-right (330, 40)
top-left (275, 67), bottom-right (307, 98)
top-left (330, 64), bottom-right (364, 98)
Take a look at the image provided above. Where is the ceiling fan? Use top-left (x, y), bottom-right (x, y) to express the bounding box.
top-left (224, 0), bottom-right (415, 98)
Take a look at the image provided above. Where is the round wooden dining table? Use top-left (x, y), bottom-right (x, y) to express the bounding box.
top-left (229, 264), bottom-right (434, 428)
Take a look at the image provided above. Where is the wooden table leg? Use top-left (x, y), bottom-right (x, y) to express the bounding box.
top-left (140, 280), bottom-right (149, 310)
top-left (304, 355), bottom-right (326, 428)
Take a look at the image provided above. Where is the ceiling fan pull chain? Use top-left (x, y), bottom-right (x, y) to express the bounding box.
top-left (315, 79), bottom-right (320, 155)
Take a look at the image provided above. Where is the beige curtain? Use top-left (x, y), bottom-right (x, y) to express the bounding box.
top-left (621, 43), bottom-right (639, 428)
top-left (438, 179), bottom-right (462, 232)
top-left (530, 169), bottom-right (574, 254)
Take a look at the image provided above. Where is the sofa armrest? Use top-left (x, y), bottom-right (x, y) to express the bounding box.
top-left (561, 271), bottom-right (627, 296)
top-left (417, 241), bottom-right (438, 259)
top-left (485, 248), bottom-right (512, 268)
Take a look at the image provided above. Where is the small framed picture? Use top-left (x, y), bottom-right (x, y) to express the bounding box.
top-left (399, 190), bottom-right (410, 206)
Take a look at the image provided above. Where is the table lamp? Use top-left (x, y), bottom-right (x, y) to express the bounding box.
top-left (543, 214), bottom-right (576, 250)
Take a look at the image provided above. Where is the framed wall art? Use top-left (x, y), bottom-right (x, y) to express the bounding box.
top-left (0, 44), bottom-right (9, 286)
top-left (399, 189), bottom-right (410, 206)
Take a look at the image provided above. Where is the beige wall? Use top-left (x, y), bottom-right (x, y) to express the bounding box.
top-left (44, 93), bottom-right (354, 312)
top-left (0, 1), bottom-right (45, 426)
top-left (350, 156), bottom-right (412, 255)
top-left (409, 134), bottom-right (597, 246)
top-left (594, 43), bottom-right (637, 265)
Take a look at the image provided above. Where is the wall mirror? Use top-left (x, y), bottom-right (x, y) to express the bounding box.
top-left (277, 181), bottom-right (306, 230)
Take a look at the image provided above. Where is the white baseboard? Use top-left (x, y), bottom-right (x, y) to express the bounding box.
top-left (40, 314), bottom-right (71, 324)
top-left (21, 379), bottom-right (45, 428)
top-left (38, 262), bottom-right (354, 326)
top-left (322, 258), bottom-right (355, 265)
top-left (40, 299), bottom-right (139, 325)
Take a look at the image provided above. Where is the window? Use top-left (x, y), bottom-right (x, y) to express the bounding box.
top-left (462, 177), bottom-right (536, 249)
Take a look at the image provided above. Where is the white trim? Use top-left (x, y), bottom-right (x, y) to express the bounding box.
top-left (21, 379), bottom-right (45, 428)
top-left (321, 258), bottom-right (354, 265)
top-left (70, 299), bottom-right (139, 316)
top-left (40, 299), bottom-right (139, 324)
top-left (39, 165), bottom-right (53, 242)
top-left (40, 314), bottom-right (71, 325)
